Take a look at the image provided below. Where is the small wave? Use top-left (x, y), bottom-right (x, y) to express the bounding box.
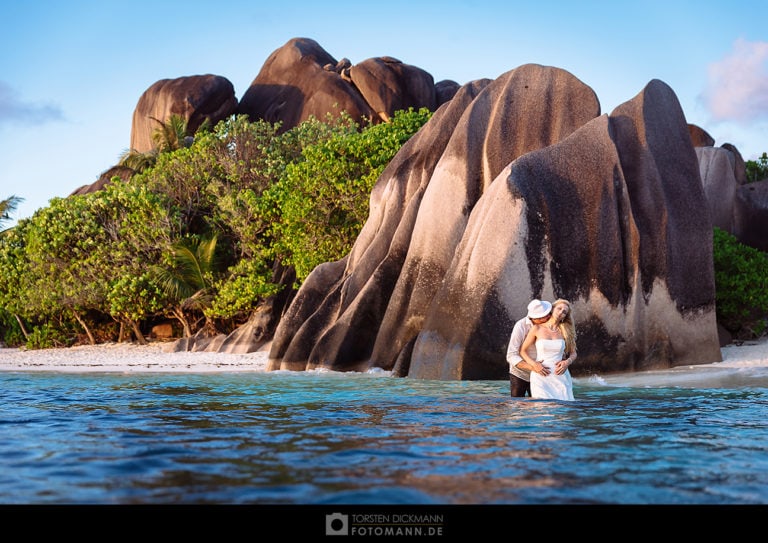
top-left (581, 364), bottom-right (768, 390)
top-left (271, 367), bottom-right (395, 379)
top-left (587, 374), bottom-right (608, 386)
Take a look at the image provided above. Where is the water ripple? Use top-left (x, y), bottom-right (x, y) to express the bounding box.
top-left (0, 371), bottom-right (766, 503)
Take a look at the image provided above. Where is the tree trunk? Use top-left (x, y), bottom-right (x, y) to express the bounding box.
top-left (170, 307), bottom-right (193, 338)
top-left (117, 321), bottom-right (126, 343)
top-left (13, 314), bottom-right (29, 340)
top-left (72, 309), bottom-right (96, 345)
top-left (130, 320), bottom-right (147, 345)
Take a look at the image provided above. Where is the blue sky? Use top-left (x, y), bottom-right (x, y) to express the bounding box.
top-left (1, 0), bottom-right (766, 224)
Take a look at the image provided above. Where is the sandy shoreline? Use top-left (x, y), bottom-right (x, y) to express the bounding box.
top-left (0, 336), bottom-right (766, 374)
top-left (0, 341), bottom-right (271, 373)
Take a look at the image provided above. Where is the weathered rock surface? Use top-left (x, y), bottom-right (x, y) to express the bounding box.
top-left (70, 165), bottom-right (134, 196)
top-left (376, 64), bottom-right (603, 378)
top-left (267, 65), bottom-right (723, 378)
top-left (435, 79), bottom-right (460, 106)
top-left (237, 37), bottom-right (377, 129)
top-left (170, 308), bottom-right (273, 354)
top-left (721, 142), bottom-right (747, 184)
top-left (696, 146), bottom-right (740, 232)
top-left (696, 144), bottom-right (768, 253)
top-left (130, 74), bottom-right (237, 153)
top-left (348, 56), bottom-right (437, 121)
top-left (689, 124), bottom-right (715, 147)
top-left (268, 77), bottom-right (492, 372)
top-left (237, 37), bottom-right (452, 130)
top-left (733, 178), bottom-right (768, 252)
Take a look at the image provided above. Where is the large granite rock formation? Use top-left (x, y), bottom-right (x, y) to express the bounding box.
top-left (81, 39), bottom-right (451, 201)
top-left (435, 80), bottom-right (460, 105)
top-left (266, 77), bottom-right (490, 371)
top-left (697, 146), bottom-right (741, 232)
top-left (237, 38), bottom-right (375, 129)
top-left (687, 124), bottom-right (768, 255)
top-left (733, 179), bottom-right (768, 252)
top-left (237, 37), bottom-right (455, 130)
top-left (696, 143), bottom-right (768, 252)
top-left (130, 74), bottom-right (238, 153)
top-left (105, 37), bottom-right (749, 371)
top-left (267, 65), bottom-right (723, 378)
top-left (721, 142), bottom-right (747, 184)
top-left (347, 56), bottom-right (437, 121)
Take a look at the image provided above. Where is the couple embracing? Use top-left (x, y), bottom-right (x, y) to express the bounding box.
top-left (506, 299), bottom-right (577, 401)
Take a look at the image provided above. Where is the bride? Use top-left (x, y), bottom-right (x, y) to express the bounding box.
top-left (520, 298), bottom-right (577, 401)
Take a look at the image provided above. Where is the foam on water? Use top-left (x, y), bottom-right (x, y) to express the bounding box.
top-left (580, 340), bottom-right (768, 390)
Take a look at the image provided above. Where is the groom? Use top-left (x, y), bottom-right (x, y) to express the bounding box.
top-left (506, 299), bottom-right (553, 397)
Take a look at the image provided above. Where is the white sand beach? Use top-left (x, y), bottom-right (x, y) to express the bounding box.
top-left (0, 336), bottom-right (766, 374)
top-left (0, 341), bottom-right (271, 373)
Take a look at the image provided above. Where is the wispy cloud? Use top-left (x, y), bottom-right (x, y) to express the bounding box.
top-left (702, 38), bottom-right (768, 124)
top-left (0, 81), bottom-right (65, 126)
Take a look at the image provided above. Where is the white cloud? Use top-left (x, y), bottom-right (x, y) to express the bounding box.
top-left (0, 81), bottom-right (65, 126)
top-left (702, 38), bottom-right (768, 124)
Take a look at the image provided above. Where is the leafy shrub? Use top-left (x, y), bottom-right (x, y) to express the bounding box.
top-left (267, 107), bottom-right (432, 281)
top-left (2, 328), bottom-right (24, 348)
top-left (0, 108), bottom-right (431, 343)
top-left (25, 323), bottom-right (71, 350)
top-left (713, 227), bottom-right (768, 337)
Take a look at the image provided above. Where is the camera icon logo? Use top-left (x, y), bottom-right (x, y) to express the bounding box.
top-left (326, 513), bottom-right (349, 536)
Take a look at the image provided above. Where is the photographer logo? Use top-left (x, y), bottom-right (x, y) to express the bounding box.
top-left (323, 512), bottom-right (444, 537)
top-left (326, 513), bottom-right (349, 536)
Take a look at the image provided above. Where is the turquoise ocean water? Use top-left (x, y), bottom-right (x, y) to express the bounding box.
top-left (1, 349), bottom-right (767, 510)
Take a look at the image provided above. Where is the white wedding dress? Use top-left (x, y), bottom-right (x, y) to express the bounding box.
top-left (530, 338), bottom-right (574, 401)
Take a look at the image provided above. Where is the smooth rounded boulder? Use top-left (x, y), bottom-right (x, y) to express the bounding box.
top-left (130, 74), bottom-right (237, 154)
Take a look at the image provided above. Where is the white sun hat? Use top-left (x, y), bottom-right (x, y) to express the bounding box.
top-left (527, 299), bottom-right (552, 319)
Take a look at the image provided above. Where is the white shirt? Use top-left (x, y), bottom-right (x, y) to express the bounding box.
top-left (506, 317), bottom-right (538, 381)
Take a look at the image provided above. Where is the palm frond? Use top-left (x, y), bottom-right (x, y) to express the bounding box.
top-left (118, 148), bottom-right (158, 173)
top-left (0, 195), bottom-right (24, 234)
top-left (150, 114), bottom-right (189, 152)
top-left (0, 195), bottom-right (23, 219)
top-left (149, 265), bottom-right (196, 301)
top-left (151, 234), bottom-right (219, 312)
top-left (171, 242), bottom-right (207, 291)
top-left (195, 235), bottom-right (218, 276)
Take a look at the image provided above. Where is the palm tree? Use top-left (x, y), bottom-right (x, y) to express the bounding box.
top-left (151, 234), bottom-right (218, 337)
top-left (0, 195), bottom-right (23, 234)
top-left (117, 114), bottom-right (202, 175)
top-left (150, 114), bottom-right (196, 153)
top-left (117, 147), bottom-right (159, 174)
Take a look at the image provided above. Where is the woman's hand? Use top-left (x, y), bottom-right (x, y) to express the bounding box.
top-left (535, 361), bottom-right (550, 376)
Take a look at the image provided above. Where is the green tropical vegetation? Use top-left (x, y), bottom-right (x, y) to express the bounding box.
top-left (713, 227), bottom-right (768, 338)
top-left (746, 152), bottom-right (768, 183)
top-left (0, 108), bottom-right (432, 349)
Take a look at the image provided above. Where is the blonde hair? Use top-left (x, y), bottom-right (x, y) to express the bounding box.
top-left (553, 298), bottom-right (576, 356)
